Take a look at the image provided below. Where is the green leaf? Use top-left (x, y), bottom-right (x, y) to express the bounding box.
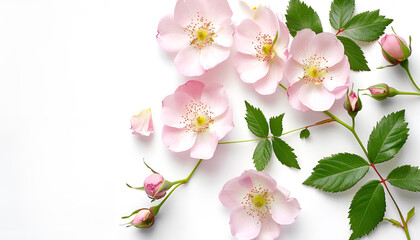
top-left (303, 153), bottom-right (369, 192)
top-left (367, 110), bottom-right (409, 164)
top-left (337, 36), bottom-right (370, 71)
top-left (269, 114), bottom-right (284, 136)
top-left (300, 128), bottom-right (310, 139)
top-left (407, 207), bottom-right (415, 223)
top-left (329, 0), bottom-right (355, 30)
top-left (349, 180), bottom-right (386, 240)
top-left (285, 0), bottom-right (323, 37)
top-left (343, 10), bottom-right (393, 42)
top-left (122, 209), bottom-right (141, 219)
top-left (383, 218), bottom-right (402, 227)
top-left (253, 139), bottom-right (272, 171)
top-left (245, 101), bottom-right (269, 138)
top-left (272, 137), bottom-right (300, 169)
top-left (387, 165), bottom-right (420, 191)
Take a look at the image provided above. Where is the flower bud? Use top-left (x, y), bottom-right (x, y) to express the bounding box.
top-left (130, 108), bottom-right (154, 136)
top-left (344, 91), bottom-right (362, 118)
top-left (144, 173), bottom-right (167, 199)
top-left (365, 83), bottom-right (398, 101)
top-left (380, 34), bottom-right (411, 65)
top-left (131, 208), bottom-right (155, 228)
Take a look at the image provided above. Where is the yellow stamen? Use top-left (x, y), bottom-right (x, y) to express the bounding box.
top-left (196, 115), bottom-right (207, 126)
top-left (196, 29), bottom-right (208, 41)
top-left (253, 195), bottom-right (265, 208)
top-left (262, 44), bottom-right (272, 56)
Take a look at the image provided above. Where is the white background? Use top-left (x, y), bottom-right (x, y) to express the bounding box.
top-left (1, 0), bottom-right (419, 239)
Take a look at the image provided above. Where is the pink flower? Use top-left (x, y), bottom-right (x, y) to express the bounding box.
top-left (131, 208), bottom-right (154, 228)
top-left (157, 0), bottom-right (234, 77)
top-left (286, 29), bottom-right (350, 112)
top-left (144, 174), bottom-right (167, 199)
top-left (161, 80), bottom-right (234, 159)
top-left (380, 34), bottom-right (410, 65)
top-left (130, 108), bottom-right (154, 136)
top-left (234, 6), bottom-right (289, 95)
top-left (219, 170), bottom-right (301, 240)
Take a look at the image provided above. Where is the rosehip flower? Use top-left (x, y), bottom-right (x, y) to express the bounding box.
top-left (344, 91), bottom-right (362, 118)
top-left (156, 0), bottom-right (234, 77)
top-left (219, 170), bottom-right (301, 240)
top-left (366, 83), bottom-right (398, 101)
top-left (234, 6), bottom-right (289, 95)
top-left (380, 34), bottom-right (411, 65)
top-left (144, 173), bottom-right (167, 199)
top-left (131, 208), bottom-right (155, 228)
top-left (286, 29), bottom-right (350, 112)
top-left (130, 108), bottom-right (154, 136)
top-left (161, 80), bottom-right (234, 159)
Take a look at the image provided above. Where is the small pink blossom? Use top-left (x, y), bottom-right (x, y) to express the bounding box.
top-left (144, 174), bottom-right (167, 199)
top-left (157, 0), bottom-right (234, 77)
top-left (131, 208), bottom-right (154, 228)
top-left (130, 108), bottom-right (154, 136)
top-left (286, 29), bottom-right (350, 112)
top-left (219, 170), bottom-right (300, 240)
top-left (234, 6), bottom-right (289, 95)
top-left (380, 34), bottom-right (410, 64)
top-left (161, 80), bottom-right (234, 160)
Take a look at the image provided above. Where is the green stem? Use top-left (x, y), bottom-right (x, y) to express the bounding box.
top-left (218, 137), bottom-right (270, 144)
top-left (400, 60), bottom-right (420, 92)
top-left (404, 227), bottom-right (411, 240)
top-left (396, 91), bottom-right (420, 96)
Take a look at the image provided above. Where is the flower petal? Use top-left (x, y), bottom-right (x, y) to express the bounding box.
top-left (270, 190), bottom-right (301, 225)
top-left (253, 56), bottom-right (285, 95)
top-left (230, 207), bottom-right (261, 240)
top-left (131, 109), bottom-right (154, 136)
top-left (274, 20), bottom-right (290, 52)
top-left (289, 29), bottom-right (317, 64)
top-left (162, 126), bottom-right (197, 152)
top-left (219, 174), bottom-right (253, 209)
top-left (213, 19), bottom-right (234, 47)
top-left (234, 19), bottom-right (261, 55)
top-left (175, 80), bottom-right (205, 101)
top-left (200, 83), bottom-right (229, 117)
top-left (246, 169), bottom-right (277, 190)
top-left (157, 15), bottom-right (189, 52)
top-left (199, 44), bottom-right (231, 70)
top-left (234, 52), bottom-right (269, 83)
top-left (253, 6), bottom-right (278, 36)
top-left (285, 58), bottom-right (304, 86)
top-left (174, 46), bottom-right (206, 77)
top-left (189, 0), bottom-right (233, 25)
top-left (287, 81), bottom-right (310, 112)
top-left (211, 107), bottom-right (234, 139)
top-left (322, 56), bottom-right (350, 92)
top-left (299, 83), bottom-right (336, 111)
top-left (313, 32), bottom-right (345, 67)
top-left (161, 92), bottom-right (194, 128)
top-left (174, 0), bottom-right (195, 27)
top-left (190, 130), bottom-right (219, 159)
top-left (255, 216), bottom-right (281, 240)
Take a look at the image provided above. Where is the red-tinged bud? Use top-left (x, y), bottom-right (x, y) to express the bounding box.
top-left (344, 91), bottom-right (362, 118)
top-left (366, 84), bottom-right (398, 101)
top-left (131, 208), bottom-right (155, 228)
top-left (144, 174), bottom-right (168, 199)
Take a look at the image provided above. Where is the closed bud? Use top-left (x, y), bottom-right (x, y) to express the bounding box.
top-left (365, 83), bottom-right (398, 101)
top-left (144, 174), bottom-right (168, 199)
top-left (131, 208), bottom-right (155, 228)
top-left (344, 91), bottom-right (362, 118)
top-left (380, 33), bottom-right (411, 65)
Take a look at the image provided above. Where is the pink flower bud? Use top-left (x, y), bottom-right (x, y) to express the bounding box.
top-left (366, 83), bottom-right (398, 101)
top-left (144, 174), bottom-right (167, 199)
top-left (130, 108), bottom-right (154, 136)
top-left (380, 34), bottom-right (411, 65)
top-left (344, 91), bottom-right (362, 117)
top-left (131, 208), bottom-right (154, 228)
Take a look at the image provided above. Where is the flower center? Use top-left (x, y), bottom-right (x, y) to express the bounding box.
top-left (185, 12), bottom-right (216, 49)
top-left (262, 44), bottom-right (272, 56)
top-left (181, 101), bottom-right (214, 133)
top-left (253, 32), bottom-right (275, 62)
top-left (241, 185), bottom-right (274, 224)
top-left (301, 54), bottom-right (330, 85)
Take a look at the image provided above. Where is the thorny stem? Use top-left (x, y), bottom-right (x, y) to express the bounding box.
top-left (324, 111), bottom-right (410, 239)
top-left (400, 60), bottom-right (420, 92)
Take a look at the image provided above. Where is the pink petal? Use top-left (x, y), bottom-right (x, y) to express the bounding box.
top-left (253, 55), bottom-right (285, 95)
top-left (285, 58), bottom-right (304, 86)
top-left (194, 0), bottom-right (233, 25)
top-left (210, 107), bottom-right (234, 139)
top-left (174, 0), bottom-right (194, 27)
top-left (131, 108), bottom-right (154, 136)
top-left (255, 216), bottom-right (281, 240)
top-left (162, 126), bottom-right (197, 152)
top-left (287, 81), bottom-right (310, 112)
top-left (253, 6), bottom-right (278, 36)
top-left (230, 207), bottom-right (261, 240)
top-left (199, 44), bottom-right (231, 70)
top-left (273, 20), bottom-right (290, 52)
top-left (289, 29), bottom-right (317, 64)
top-left (200, 83), bottom-right (229, 117)
top-left (299, 83), bottom-right (336, 111)
top-left (219, 174), bottom-right (253, 209)
top-left (174, 46), bottom-right (206, 77)
top-left (213, 20), bottom-right (234, 47)
top-left (246, 169), bottom-right (277, 190)
top-left (175, 80), bottom-right (205, 101)
top-left (161, 92), bottom-right (194, 128)
top-left (234, 19), bottom-right (261, 55)
top-left (332, 83), bottom-right (350, 99)
top-left (270, 190), bottom-right (301, 225)
top-left (157, 15), bottom-right (189, 53)
top-left (313, 32), bottom-right (344, 67)
top-left (322, 55), bottom-right (350, 92)
top-left (190, 130), bottom-right (219, 159)
top-left (234, 52), bottom-right (269, 83)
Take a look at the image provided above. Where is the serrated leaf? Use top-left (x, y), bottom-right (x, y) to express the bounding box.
top-left (407, 207), bottom-right (415, 223)
top-left (272, 137), bottom-right (300, 169)
top-left (253, 139), bottom-right (272, 171)
top-left (343, 10), bottom-right (393, 42)
top-left (329, 0), bottom-right (354, 30)
top-left (300, 128), bottom-right (310, 139)
top-left (337, 36), bottom-right (370, 71)
top-left (245, 101), bottom-right (269, 138)
top-left (349, 180), bottom-right (386, 240)
top-left (303, 153), bottom-right (369, 192)
top-left (383, 218), bottom-right (402, 227)
top-left (285, 0), bottom-right (323, 37)
top-left (367, 110), bottom-right (409, 164)
top-left (387, 165), bottom-right (420, 191)
top-left (269, 114), bottom-right (284, 136)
